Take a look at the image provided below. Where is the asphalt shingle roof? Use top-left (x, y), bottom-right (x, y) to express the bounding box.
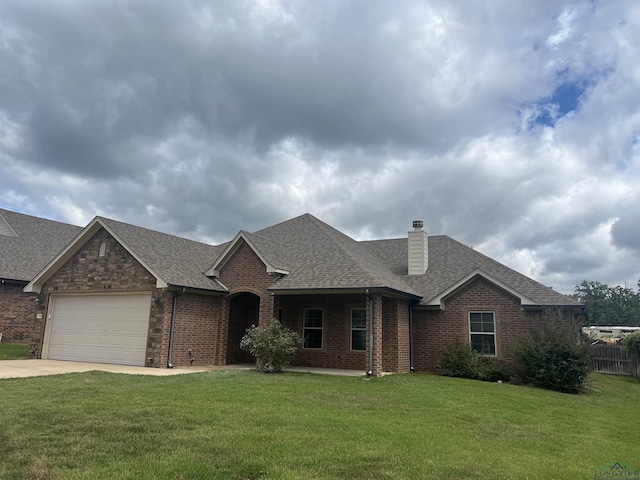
top-left (0, 209), bottom-right (82, 282)
top-left (248, 214), bottom-right (420, 295)
top-left (361, 236), bottom-right (581, 306)
top-left (6, 207), bottom-right (580, 307)
top-left (99, 217), bottom-right (228, 291)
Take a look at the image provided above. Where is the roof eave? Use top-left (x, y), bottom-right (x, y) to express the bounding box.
top-left (205, 231), bottom-right (290, 277)
top-left (423, 268), bottom-right (539, 310)
top-left (268, 285), bottom-right (422, 300)
top-left (24, 217), bottom-right (169, 293)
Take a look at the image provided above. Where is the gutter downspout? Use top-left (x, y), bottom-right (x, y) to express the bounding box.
top-left (409, 303), bottom-right (415, 372)
top-left (167, 287), bottom-right (186, 368)
top-left (366, 288), bottom-right (373, 377)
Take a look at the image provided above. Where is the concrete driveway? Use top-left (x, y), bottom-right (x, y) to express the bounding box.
top-left (0, 359), bottom-right (221, 379)
top-left (0, 360), bottom-right (365, 379)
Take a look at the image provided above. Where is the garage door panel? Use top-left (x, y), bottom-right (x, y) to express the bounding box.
top-left (46, 294), bottom-right (151, 366)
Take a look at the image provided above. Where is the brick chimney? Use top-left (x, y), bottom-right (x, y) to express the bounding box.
top-left (408, 220), bottom-right (428, 275)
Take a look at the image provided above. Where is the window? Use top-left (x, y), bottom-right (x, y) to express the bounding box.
top-left (303, 308), bottom-right (323, 349)
top-left (98, 241), bottom-right (107, 257)
top-left (469, 312), bottom-right (496, 355)
top-left (351, 308), bottom-right (366, 351)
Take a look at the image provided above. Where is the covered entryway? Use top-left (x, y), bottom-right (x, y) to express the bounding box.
top-left (43, 293), bottom-right (151, 366)
top-left (226, 292), bottom-right (260, 364)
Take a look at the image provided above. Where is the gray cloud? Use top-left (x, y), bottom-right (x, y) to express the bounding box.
top-left (1, 0), bottom-right (639, 295)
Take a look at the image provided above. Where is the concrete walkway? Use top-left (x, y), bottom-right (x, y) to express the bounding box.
top-left (0, 359), bottom-right (366, 379)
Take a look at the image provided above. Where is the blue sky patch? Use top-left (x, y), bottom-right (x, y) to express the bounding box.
top-left (517, 70), bottom-right (607, 131)
top-left (533, 80), bottom-right (587, 127)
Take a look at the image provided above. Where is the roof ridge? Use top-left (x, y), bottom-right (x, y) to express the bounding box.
top-left (308, 216), bottom-right (417, 290)
top-left (252, 212), bottom-right (316, 236)
top-left (446, 235), bottom-right (552, 287)
top-left (307, 215), bottom-right (371, 267)
top-left (98, 216), bottom-right (219, 248)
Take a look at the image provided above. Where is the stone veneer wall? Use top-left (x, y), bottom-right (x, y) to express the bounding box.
top-left (30, 228), bottom-right (162, 365)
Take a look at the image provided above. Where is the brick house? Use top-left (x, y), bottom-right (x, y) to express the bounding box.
top-left (23, 212), bottom-right (583, 375)
top-left (0, 209), bottom-right (82, 344)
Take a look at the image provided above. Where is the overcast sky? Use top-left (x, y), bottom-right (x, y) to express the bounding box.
top-left (1, 1), bottom-right (639, 295)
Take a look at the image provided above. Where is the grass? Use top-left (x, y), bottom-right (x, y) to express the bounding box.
top-left (0, 343), bottom-right (29, 360)
top-left (0, 371), bottom-right (639, 480)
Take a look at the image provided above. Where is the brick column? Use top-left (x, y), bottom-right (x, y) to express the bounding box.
top-left (372, 295), bottom-right (383, 377)
top-left (214, 296), bottom-right (230, 365)
top-left (258, 292), bottom-right (275, 327)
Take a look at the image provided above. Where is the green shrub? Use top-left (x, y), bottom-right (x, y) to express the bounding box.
top-left (436, 343), bottom-right (511, 382)
top-left (436, 343), bottom-right (481, 379)
top-left (240, 320), bottom-right (303, 373)
top-left (477, 357), bottom-right (511, 382)
top-left (513, 308), bottom-right (592, 394)
top-left (622, 332), bottom-right (640, 358)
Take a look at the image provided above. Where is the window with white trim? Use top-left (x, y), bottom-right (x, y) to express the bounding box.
top-left (98, 241), bottom-right (107, 257)
top-left (469, 312), bottom-right (496, 355)
top-left (351, 308), bottom-right (366, 351)
top-left (303, 308), bottom-right (323, 349)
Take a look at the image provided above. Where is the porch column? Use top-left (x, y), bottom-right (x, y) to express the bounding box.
top-left (372, 295), bottom-right (383, 377)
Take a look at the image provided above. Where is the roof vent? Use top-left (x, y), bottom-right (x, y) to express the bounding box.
top-left (0, 214), bottom-right (18, 238)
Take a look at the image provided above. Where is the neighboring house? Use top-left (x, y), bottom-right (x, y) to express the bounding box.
top-left (0, 209), bottom-right (82, 343)
top-left (23, 212), bottom-right (583, 375)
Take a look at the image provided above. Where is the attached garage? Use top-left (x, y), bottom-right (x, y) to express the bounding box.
top-left (43, 293), bottom-right (151, 366)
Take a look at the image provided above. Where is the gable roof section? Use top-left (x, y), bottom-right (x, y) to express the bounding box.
top-left (241, 214), bottom-right (421, 296)
top-left (25, 216), bottom-right (227, 293)
top-left (362, 236), bottom-right (581, 307)
top-left (0, 208), bottom-right (83, 282)
top-left (205, 231), bottom-right (290, 277)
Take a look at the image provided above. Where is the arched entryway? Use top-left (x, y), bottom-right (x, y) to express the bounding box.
top-left (226, 292), bottom-right (260, 364)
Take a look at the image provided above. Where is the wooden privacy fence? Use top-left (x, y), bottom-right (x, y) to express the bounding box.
top-left (592, 344), bottom-right (639, 379)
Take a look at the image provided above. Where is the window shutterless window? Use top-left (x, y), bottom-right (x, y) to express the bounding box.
top-left (351, 308), bottom-right (366, 351)
top-left (469, 312), bottom-right (496, 355)
top-left (303, 308), bottom-right (323, 349)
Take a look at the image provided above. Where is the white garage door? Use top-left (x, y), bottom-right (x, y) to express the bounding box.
top-left (45, 294), bottom-right (151, 366)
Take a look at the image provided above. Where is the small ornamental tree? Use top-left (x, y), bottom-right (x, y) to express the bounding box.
top-left (622, 332), bottom-right (640, 358)
top-left (240, 320), bottom-right (303, 373)
top-left (622, 332), bottom-right (640, 381)
top-left (513, 308), bottom-right (592, 394)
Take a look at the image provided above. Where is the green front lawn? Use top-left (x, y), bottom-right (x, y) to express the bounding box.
top-left (1, 371), bottom-right (638, 479)
top-left (0, 343), bottom-right (29, 360)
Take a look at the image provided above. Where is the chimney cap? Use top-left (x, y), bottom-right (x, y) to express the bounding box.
top-left (412, 220), bottom-right (424, 230)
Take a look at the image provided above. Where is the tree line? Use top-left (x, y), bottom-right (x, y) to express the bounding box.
top-left (573, 279), bottom-right (640, 326)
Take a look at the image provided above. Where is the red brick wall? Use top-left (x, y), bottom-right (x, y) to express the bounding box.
top-left (30, 228), bottom-right (163, 364)
top-left (382, 298), bottom-right (411, 373)
top-left (163, 292), bottom-right (222, 367)
top-left (0, 282), bottom-right (36, 343)
top-left (278, 294), bottom-right (369, 371)
top-left (412, 277), bottom-right (529, 372)
top-left (216, 241), bottom-right (277, 364)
